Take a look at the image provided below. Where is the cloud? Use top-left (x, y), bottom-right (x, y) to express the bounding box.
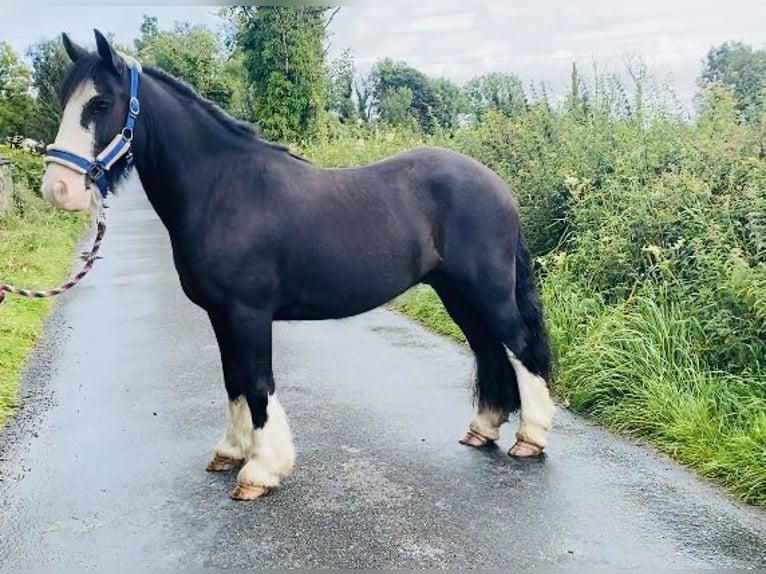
top-left (552, 49), bottom-right (575, 60)
top-left (395, 10), bottom-right (478, 34)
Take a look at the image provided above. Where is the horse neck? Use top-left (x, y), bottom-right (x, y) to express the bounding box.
top-left (130, 75), bottom-right (251, 234)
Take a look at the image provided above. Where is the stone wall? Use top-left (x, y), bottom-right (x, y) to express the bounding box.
top-left (0, 157), bottom-right (13, 214)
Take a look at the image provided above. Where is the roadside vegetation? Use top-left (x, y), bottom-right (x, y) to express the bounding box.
top-left (0, 10), bottom-right (763, 503)
top-left (0, 146), bottom-right (88, 426)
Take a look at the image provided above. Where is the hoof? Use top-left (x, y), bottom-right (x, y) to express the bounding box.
top-left (508, 440), bottom-right (544, 458)
top-left (231, 483), bottom-right (270, 501)
top-left (459, 430), bottom-right (495, 448)
top-left (206, 454), bottom-right (242, 472)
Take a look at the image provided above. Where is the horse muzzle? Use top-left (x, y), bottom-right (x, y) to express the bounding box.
top-left (41, 163), bottom-right (94, 212)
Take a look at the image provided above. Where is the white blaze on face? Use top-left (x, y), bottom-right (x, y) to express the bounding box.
top-left (41, 80), bottom-right (98, 212)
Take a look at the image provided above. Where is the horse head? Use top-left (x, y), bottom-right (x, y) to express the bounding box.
top-left (42, 30), bottom-right (139, 211)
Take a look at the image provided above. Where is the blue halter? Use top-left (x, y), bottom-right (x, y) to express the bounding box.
top-left (45, 64), bottom-right (141, 199)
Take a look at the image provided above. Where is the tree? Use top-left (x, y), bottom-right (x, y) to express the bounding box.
top-left (369, 59), bottom-right (462, 133)
top-left (354, 72), bottom-right (374, 123)
top-left (429, 77), bottom-right (464, 131)
top-left (26, 39), bottom-right (70, 143)
top-left (464, 71), bottom-right (527, 122)
top-left (134, 15), bottom-right (240, 111)
top-left (220, 52), bottom-right (254, 121)
top-left (328, 48), bottom-right (357, 123)
top-left (370, 58), bottom-right (430, 131)
top-left (0, 42), bottom-right (34, 139)
top-left (565, 63), bottom-right (590, 120)
top-left (134, 14), bottom-right (160, 54)
top-left (226, 6), bottom-right (335, 142)
top-left (378, 86), bottom-right (416, 129)
top-left (699, 42), bottom-right (766, 122)
top-left (697, 82), bottom-right (741, 141)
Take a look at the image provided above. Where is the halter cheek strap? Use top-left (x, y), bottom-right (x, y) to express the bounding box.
top-left (44, 64), bottom-right (141, 199)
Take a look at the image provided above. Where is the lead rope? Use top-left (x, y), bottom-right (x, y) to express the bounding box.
top-left (0, 206), bottom-right (106, 305)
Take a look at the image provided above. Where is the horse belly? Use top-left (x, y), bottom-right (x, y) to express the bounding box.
top-left (278, 249), bottom-right (433, 320)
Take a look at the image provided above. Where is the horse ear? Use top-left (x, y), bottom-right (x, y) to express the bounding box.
top-left (61, 33), bottom-right (87, 63)
top-left (93, 29), bottom-right (123, 74)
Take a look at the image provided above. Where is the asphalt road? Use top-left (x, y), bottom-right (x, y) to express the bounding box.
top-left (0, 187), bottom-right (764, 568)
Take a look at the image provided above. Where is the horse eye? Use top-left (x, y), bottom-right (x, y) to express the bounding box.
top-left (88, 98), bottom-right (112, 114)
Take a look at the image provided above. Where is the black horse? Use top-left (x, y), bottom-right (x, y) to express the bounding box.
top-left (42, 30), bottom-right (554, 500)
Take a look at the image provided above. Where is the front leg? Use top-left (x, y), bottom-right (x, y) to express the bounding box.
top-left (207, 306), bottom-right (295, 500)
top-left (207, 312), bottom-right (245, 472)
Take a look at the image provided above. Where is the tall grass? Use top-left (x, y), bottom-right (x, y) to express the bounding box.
top-left (542, 270), bottom-right (765, 504)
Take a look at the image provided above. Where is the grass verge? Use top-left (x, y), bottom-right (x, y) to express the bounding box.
top-left (0, 183), bottom-right (88, 427)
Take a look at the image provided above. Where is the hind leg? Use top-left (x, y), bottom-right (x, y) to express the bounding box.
top-left (508, 355), bottom-right (555, 456)
top-left (482, 295), bottom-right (555, 457)
top-left (444, 259), bottom-right (554, 456)
top-left (461, 407), bottom-right (508, 447)
top-left (468, 290), bottom-right (554, 456)
top-left (460, 343), bottom-right (515, 447)
top-left (427, 272), bottom-right (519, 448)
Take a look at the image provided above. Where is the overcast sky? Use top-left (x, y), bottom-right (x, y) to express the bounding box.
top-left (1, 2), bottom-right (764, 109)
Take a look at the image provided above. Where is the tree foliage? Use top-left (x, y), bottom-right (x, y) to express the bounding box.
top-left (369, 58), bottom-right (462, 134)
top-left (328, 48), bottom-right (357, 123)
top-left (26, 39), bottom-right (70, 143)
top-left (0, 43), bottom-right (33, 139)
top-left (429, 77), bottom-right (464, 131)
top-left (378, 86), bottom-right (416, 129)
top-left (135, 15), bottom-right (242, 111)
top-left (354, 72), bottom-right (374, 123)
top-left (227, 6), bottom-right (334, 142)
top-left (464, 71), bottom-right (527, 122)
top-left (699, 42), bottom-right (766, 122)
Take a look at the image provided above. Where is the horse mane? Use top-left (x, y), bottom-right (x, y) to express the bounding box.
top-left (142, 65), bottom-right (311, 163)
top-left (143, 65), bottom-right (256, 137)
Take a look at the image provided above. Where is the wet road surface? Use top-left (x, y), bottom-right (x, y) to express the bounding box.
top-left (0, 187), bottom-right (764, 568)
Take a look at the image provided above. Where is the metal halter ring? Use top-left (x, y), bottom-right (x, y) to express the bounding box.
top-left (87, 163), bottom-right (105, 181)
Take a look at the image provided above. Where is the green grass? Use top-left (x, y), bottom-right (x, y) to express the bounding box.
top-left (394, 276), bottom-right (766, 506)
top-left (543, 271), bottom-right (766, 505)
top-left (0, 184), bottom-right (88, 426)
top-left (392, 286), bottom-right (466, 344)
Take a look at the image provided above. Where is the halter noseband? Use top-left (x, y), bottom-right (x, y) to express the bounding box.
top-left (44, 63), bottom-right (141, 199)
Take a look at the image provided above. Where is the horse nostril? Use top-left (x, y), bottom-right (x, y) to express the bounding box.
top-left (52, 181), bottom-right (67, 201)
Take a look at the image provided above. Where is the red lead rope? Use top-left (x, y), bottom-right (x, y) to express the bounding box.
top-left (0, 211), bottom-right (106, 305)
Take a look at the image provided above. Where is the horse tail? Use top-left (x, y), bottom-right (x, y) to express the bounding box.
top-left (514, 230), bottom-right (553, 383)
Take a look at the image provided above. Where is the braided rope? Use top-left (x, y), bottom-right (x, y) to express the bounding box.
top-left (0, 210), bottom-right (106, 305)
